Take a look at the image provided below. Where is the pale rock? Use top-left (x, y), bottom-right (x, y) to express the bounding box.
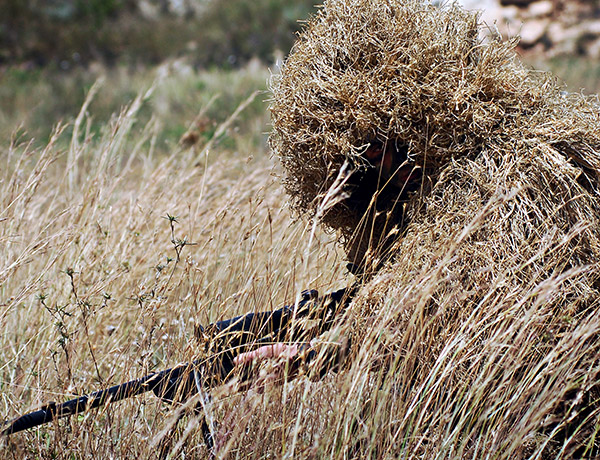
top-left (585, 38), bottom-right (600, 59)
top-left (519, 18), bottom-right (550, 45)
top-left (527, 42), bottom-right (548, 55)
top-left (458, 0), bottom-right (504, 26)
top-left (562, 2), bottom-right (595, 26)
top-left (527, 1), bottom-right (554, 18)
top-left (546, 22), bottom-right (576, 45)
top-left (501, 5), bottom-right (520, 21)
top-left (457, 0), bottom-right (500, 10)
top-left (137, 0), bottom-right (161, 20)
top-left (546, 23), bottom-right (580, 55)
top-left (581, 20), bottom-right (600, 36)
top-left (457, 0), bottom-right (600, 57)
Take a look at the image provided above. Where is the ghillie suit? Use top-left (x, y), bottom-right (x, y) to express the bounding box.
top-left (270, 0), bottom-right (600, 457)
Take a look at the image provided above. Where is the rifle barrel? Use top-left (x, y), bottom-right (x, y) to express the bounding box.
top-left (2, 365), bottom-right (190, 436)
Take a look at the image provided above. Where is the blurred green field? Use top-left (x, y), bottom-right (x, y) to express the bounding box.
top-left (0, 61), bottom-right (273, 158)
top-left (531, 55), bottom-right (600, 96)
top-left (1, 0), bottom-right (318, 68)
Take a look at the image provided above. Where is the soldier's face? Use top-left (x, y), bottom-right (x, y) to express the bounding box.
top-left (364, 142), bottom-right (421, 193)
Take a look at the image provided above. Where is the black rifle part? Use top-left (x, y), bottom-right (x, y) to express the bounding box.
top-left (2, 286), bottom-right (355, 438)
top-left (2, 363), bottom-right (199, 436)
top-left (198, 287), bottom-right (355, 385)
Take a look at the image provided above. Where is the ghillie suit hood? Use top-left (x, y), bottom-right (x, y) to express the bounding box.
top-left (271, 0), bottom-right (600, 457)
top-left (270, 0), bottom-right (600, 271)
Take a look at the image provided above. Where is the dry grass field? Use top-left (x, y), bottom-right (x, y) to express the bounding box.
top-left (0, 65), bottom-right (350, 458)
top-left (4, 4), bottom-right (600, 460)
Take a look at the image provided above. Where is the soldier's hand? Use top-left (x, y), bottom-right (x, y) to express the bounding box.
top-left (233, 343), bottom-right (300, 366)
top-left (233, 342), bottom-right (312, 391)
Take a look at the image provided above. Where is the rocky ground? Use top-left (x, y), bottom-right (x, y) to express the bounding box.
top-left (458, 0), bottom-right (600, 57)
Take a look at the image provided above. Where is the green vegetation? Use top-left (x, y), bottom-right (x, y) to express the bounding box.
top-left (1, 0), bottom-right (317, 68)
top-left (0, 63), bottom-right (272, 155)
top-left (0, 0), bottom-right (319, 154)
top-left (531, 54), bottom-right (600, 95)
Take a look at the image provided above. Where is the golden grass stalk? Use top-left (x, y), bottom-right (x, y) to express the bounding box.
top-left (0, 75), bottom-right (345, 458)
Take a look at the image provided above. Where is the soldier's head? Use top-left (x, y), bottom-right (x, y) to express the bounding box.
top-left (269, 0), bottom-right (506, 276)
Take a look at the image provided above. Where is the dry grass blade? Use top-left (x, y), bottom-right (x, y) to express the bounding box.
top-left (6, 0), bottom-right (600, 458)
top-left (0, 70), bottom-right (344, 458)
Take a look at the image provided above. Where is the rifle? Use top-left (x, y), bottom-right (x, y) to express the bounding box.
top-left (2, 286), bottom-right (354, 442)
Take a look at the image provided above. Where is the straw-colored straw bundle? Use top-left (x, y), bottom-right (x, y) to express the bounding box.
top-left (271, 0), bottom-right (600, 457)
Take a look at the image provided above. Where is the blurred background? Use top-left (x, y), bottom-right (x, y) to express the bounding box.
top-left (1, 0), bottom-right (318, 68)
top-left (0, 0), bottom-right (318, 152)
top-left (1, 0), bottom-right (600, 152)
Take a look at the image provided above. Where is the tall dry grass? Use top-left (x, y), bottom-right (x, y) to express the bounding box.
top-left (0, 77), bottom-right (347, 459)
top-left (268, 0), bottom-right (600, 458)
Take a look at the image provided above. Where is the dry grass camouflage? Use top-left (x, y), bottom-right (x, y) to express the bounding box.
top-left (270, 0), bottom-right (600, 457)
